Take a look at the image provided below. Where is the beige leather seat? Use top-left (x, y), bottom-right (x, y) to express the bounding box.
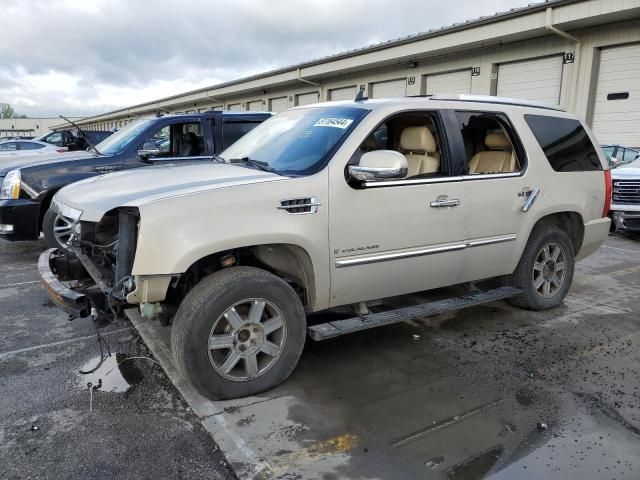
top-left (468, 132), bottom-right (515, 174)
top-left (399, 126), bottom-right (439, 177)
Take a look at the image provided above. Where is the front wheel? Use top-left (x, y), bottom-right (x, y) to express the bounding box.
top-left (43, 208), bottom-right (73, 250)
top-left (508, 225), bottom-right (575, 310)
top-left (171, 267), bottom-right (306, 400)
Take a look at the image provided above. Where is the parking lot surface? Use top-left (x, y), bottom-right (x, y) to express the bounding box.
top-left (0, 240), bottom-right (234, 480)
top-left (2, 234), bottom-right (639, 479)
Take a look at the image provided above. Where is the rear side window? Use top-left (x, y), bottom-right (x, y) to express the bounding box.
top-left (222, 121), bottom-right (262, 149)
top-left (525, 115), bottom-right (602, 172)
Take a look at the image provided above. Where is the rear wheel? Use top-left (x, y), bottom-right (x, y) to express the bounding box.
top-left (171, 267), bottom-right (306, 400)
top-left (508, 225), bottom-right (575, 310)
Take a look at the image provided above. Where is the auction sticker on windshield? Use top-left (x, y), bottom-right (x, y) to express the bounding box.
top-left (313, 117), bottom-right (354, 129)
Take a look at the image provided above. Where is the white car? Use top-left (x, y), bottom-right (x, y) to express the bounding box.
top-left (0, 139), bottom-right (67, 158)
top-left (40, 95), bottom-right (611, 399)
top-left (611, 156), bottom-right (640, 233)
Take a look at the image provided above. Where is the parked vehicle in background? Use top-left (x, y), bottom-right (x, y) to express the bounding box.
top-left (0, 111), bottom-right (271, 246)
top-left (38, 95), bottom-right (611, 400)
top-left (0, 139), bottom-right (68, 157)
top-left (601, 144), bottom-right (639, 168)
top-left (611, 155), bottom-right (640, 233)
top-left (36, 129), bottom-right (114, 151)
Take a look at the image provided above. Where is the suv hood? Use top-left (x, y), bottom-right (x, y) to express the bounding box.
top-left (612, 164), bottom-right (640, 179)
top-left (54, 162), bottom-right (284, 222)
top-left (0, 151), bottom-right (91, 176)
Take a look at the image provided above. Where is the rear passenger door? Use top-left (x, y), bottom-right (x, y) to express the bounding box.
top-left (220, 120), bottom-right (264, 151)
top-left (453, 110), bottom-right (539, 282)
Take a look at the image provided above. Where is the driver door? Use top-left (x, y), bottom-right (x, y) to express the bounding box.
top-left (136, 119), bottom-right (211, 163)
top-left (328, 110), bottom-right (467, 307)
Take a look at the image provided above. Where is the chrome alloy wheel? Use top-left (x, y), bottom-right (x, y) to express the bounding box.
top-left (207, 298), bottom-right (287, 382)
top-left (53, 213), bottom-right (75, 249)
top-left (532, 242), bottom-right (567, 298)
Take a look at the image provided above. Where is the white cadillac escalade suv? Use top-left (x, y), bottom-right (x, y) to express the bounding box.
top-left (39, 95), bottom-right (612, 399)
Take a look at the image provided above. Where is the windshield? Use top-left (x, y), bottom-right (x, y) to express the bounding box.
top-left (219, 106), bottom-right (368, 176)
top-left (94, 118), bottom-right (156, 155)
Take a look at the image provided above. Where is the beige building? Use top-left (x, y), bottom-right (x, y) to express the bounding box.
top-left (56, 0), bottom-right (640, 147)
top-left (0, 117), bottom-right (83, 138)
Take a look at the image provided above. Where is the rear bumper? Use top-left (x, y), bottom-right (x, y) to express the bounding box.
top-left (611, 210), bottom-right (640, 233)
top-left (38, 248), bottom-right (91, 318)
top-left (0, 199), bottom-right (41, 241)
top-left (577, 217), bottom-right (611, 261)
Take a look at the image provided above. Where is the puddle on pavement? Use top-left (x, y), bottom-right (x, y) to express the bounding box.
top-left (78, 353), bottom-right (145, 393)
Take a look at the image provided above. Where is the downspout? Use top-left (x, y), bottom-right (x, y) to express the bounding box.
top-left (297, 68), bottom-right (323, 101)
top-left (545, 7), bottom-right (581, 112)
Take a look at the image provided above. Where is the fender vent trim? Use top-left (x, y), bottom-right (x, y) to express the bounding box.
top-left (278, 197), bottom-right (321, 214)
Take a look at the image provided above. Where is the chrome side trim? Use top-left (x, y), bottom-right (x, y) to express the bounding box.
top-left (335, 234), bottom-right (517, 268)
top-left (335, 242), bottom-right (467, 268)
top-left (465, 233), bottom-right (517, 248)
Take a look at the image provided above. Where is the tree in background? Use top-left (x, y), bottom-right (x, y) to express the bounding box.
top-left (0, 103), bottom-right (27, 118)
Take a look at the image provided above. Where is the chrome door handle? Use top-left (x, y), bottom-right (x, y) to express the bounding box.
top-left (522, 187), bottom-right (540, 212)
top-left (430, 198), bottom-right (461, 208)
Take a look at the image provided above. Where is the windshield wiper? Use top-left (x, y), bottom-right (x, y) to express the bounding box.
top-left (226, 157), bottom-right (272, 173)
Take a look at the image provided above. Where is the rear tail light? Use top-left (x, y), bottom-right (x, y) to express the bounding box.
top-left (56, 148), bottom-right (68, 153)
top-left (603, 169), bottom-right (612, 217)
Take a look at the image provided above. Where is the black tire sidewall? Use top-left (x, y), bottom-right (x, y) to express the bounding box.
top-left (42, 208), bottom-right (61, 249)
top-left (513, 226), bottom-right (575, 310)
top-left (172, 267), bottom-right (306, 400)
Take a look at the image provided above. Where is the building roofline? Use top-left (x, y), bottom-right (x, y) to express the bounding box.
top-left (64, 0), bottom-right (585, 125)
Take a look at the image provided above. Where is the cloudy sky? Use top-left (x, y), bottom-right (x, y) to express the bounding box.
top-left (1, 0), bottom-right (533, 118)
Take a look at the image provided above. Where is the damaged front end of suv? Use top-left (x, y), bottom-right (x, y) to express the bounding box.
top-left (39, 200), bottom-right (141, 322)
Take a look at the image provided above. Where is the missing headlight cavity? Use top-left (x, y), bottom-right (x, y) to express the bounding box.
top-left (607, 92), bottom-right (629, 101)
top-left (116, 208), bottom-right (139, 283)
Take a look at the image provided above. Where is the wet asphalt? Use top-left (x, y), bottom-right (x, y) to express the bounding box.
top-left (1, 234), bottom-right (640, 479)
top-left (0, 239), bottom-right (235, 480)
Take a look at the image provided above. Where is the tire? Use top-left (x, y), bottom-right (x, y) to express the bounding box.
top-left (42, 208), bottom-right (72, 250)
top-left (171, 266), bottom-right (306, 400)
top-left (507, 225), bottom-right (575, 310)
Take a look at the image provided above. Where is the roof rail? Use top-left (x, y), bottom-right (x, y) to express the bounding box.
top-left (429, 94), bottom-right (565, 112)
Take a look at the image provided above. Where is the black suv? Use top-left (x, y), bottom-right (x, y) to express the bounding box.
top-left (0, 111), bottom-right (271, 246)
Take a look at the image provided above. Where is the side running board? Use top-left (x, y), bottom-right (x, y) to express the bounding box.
top-left (308, 286), bottom-right (522, 341)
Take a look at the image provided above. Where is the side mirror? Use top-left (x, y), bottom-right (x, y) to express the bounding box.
top-left (348, 150), bottom-right (407, 182)
top-left (137, 148), bottom-right (161, 160)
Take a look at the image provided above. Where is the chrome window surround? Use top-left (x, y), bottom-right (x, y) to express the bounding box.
top-left (362, 171), bottom-right (523, 188)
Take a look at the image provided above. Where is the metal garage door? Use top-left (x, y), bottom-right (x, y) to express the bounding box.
top-left (269, 97), bottom-right (289, 112)
top-left (227, 103), bottom-right (242, 111)
top-left (426, 70), bottom-right (472, 95)
top-left (371, 79), bottom-right (407, 98)
top-left (591, 43), bottom-right (640, 147)
top-left (297, 92), bottom-right (319, 106)
top-left (247, 100), bottom-right (263, 111)
top-left (329, 86), bottom-right (357, 101)
top-left (497, 56), bottom-right (563, 105)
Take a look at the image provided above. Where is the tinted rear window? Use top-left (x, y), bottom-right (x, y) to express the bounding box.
top-left (525, 114), bottom-right (602, 172)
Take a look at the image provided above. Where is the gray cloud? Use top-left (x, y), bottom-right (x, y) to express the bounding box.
top-left (0, 0), bottom-right (533, 117)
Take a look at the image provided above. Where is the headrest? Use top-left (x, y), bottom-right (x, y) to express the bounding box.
top-left (485, 132), bottom-right (511, 150)
top-left (400, 126), bottom-right (436, 153)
